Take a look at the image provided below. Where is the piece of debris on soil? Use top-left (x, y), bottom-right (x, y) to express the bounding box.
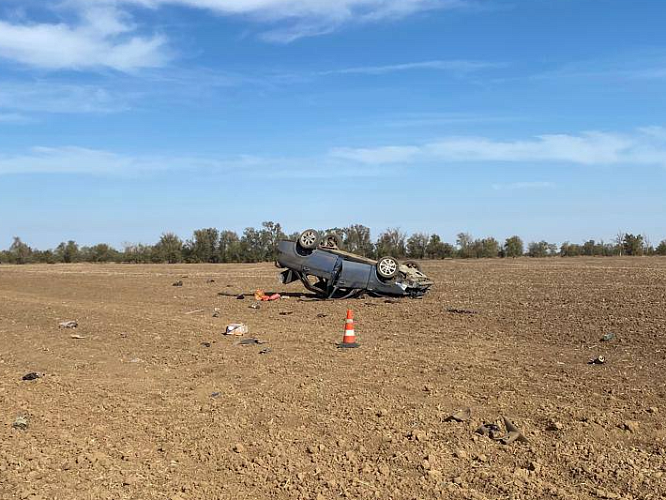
top-left (172, 280), bottom-right (183, 287)
top-left (70, 334), bottom-right (86, 340)
top-left (237, 338), bottom-right (266, 345)
top-left (207, 279), bottom-right (215, 283)
top-left (201, 342), bottom-right (211, 347)
top-left (475, 423), bottom-right (503, 439)
top-left (128, 358), bottom-right (143, 363)
top-left (476, 417), bottom-right (528, 444)
top-left (184, 309), bottom-right (204, 315)
top-left (254, 289), bottom-right (281, 301)
top-left (58, 320), bottom-right (78, 329)
top-left (259, 347), bottom-right (272, 354)
top-left (249, 303), bottom-right (260, 310)
top-left (279, 311), bottom-right (293, 316)
top-left (316, 313), bottom-right (328, 318)
top-left (499, 417), bottom-right (529, 444)
top-left (601, 332), bottom-right (616, 342)
top-left (22, 372), bottom-right (43, 381)
top-left (210, 392), bottom-right (221, 398)
top-left (446, 308), bottom-right (478, 315)
top-left (225, 323), bottom-right (248, 336)
top-left (589, 355), bottom-right (606, 365)
top-left (444, 408), bottom-right (471, 422)
top-left (236, 294), bottom-right (245, 300)
top-left (212, 308), bottom-right (220, 318)
top-left (12, 415), bottom-right (29, 430)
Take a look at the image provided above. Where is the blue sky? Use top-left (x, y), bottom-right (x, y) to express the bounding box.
top-left (1, 0), bottom-right (665, 249)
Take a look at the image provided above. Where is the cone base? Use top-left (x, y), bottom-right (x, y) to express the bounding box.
top-left (337, 342), bottom-right (360, 348)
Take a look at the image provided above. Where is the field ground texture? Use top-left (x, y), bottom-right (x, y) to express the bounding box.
top-left (1, 259), bottom-right (665, 500)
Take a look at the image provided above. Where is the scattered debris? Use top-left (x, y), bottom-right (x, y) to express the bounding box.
top-left (259, 347), bottom-right (272, 354)
top-left (12, 415), bottom-right (29, 430)
top-left (212, 309), bottom-right (220, 318)
top-left (279, 311), bottom-right (293, 316)
top-left (621, 421), bottom-right (639, 433)
top-left (446, 308), bottom-right (478, 315)
top-left (500, 417), bottom-right (529, 444)
top-left (184, 309), bottom-right (204, 315)
top-left (22, 372), bottom-right (43, 381)
top-left (601, 332), bottom-right (616, 342)
top-left (70, 334), bottom-right (86, 340)
top-left (476, 417), bottom-right (528, 444)
top-left (201, 342), bottom-right (211, 347)
top-left (546, 421), bottom-right (564, 431)
top-left (210, 392), bottom-right (221, 398)
top-left (444, 408), bottom-right (471, 422)
top-left (172, 280), bottom-right (183, 287)
top-left (58, 320), bottom-right (78, 329)
top-left (238, 338), bottom-right (266, 345)
top-left (225, 323), bottom-right (248, 336)
top-left (475, 422), bottom-right (503, 439)
top-left (588, 355), bottom-right (606, 365)
top-left (254, 289), bottom-right (281, 301)
top-left (249, 303), bottom-right (260, 310)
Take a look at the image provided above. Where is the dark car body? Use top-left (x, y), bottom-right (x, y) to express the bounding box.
top-left (276, 240), bottom-right (432, 299)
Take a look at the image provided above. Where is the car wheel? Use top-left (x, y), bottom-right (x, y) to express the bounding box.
top-left (320, 232), bottom-right (342, 250)
top-left (403, 260), bottom-right (422, 272)
top-left (298, 229), bottom-right (319, 250)
top-left (376, 256), bottom-right (399, 279)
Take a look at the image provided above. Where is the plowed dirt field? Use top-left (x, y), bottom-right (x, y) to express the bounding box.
top-left (1, 259), bottom-right (665, 500)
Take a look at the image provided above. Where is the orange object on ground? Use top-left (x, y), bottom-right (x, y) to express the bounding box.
top-left (255, 289), bottom-right (281, 301)
top-left (337, 309), bottom-right (359, 348)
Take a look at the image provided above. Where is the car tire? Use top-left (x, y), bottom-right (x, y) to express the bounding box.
top-left (403, 260), bottom-right (422, 272)
top-left (320, 232), bottom-right (342, 250)
top-left (298, 229), bottom-right (319, 250)
top-left (376, 256), bottom-right (399, 279)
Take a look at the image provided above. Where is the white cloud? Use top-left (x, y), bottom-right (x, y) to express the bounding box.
top-left (106, 0), bottom-right (465, 42)
top-left (332, 128), bottom-right (666, 167)
top-left (318, 59), bottom-right (503, 76)
top-left (0, 5), bottom-right (168, 71)
top-left (5, 127), bottom-right (663, 179)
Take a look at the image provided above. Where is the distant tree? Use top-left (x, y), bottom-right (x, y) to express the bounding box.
top-left (406, 232), bottom-right (429, 259)
top-left (527, 241), bottom-right (550, 258)
top-left (88, 243), bottom-right (118, 262)
top-left (504, 236), bottom-right (524, 258)
top-left (477, 237), bottom-right (501, 258)
top-left (123, 243), bottom-right (153, 263)
top-left (55, 240), bottom-right (79, 263)
top-left (240, 227), bottom-right (264, 262)
top-left (261, 221), bottom-right (286, 261)
top-left (218, 230), bottom-right (241, 263)
top-left (425, 234), bottom-right (454, 259)
top-left (560, 242), bottom-right (581, 257)
top-left (456, 232), bottom-right (474, 259)
top-left (622, 233), bottom-right (644, 256)
top-left (9, 237), bottom-right (32, 264)
top-left (375, 228), bottom-right (406, 258)
top-left (656, 240), bottom-right (666, 256)
top-left (153, 233), bottom-right (183, 263)
top-left (187, 228), bottom-right (219, 263)
top-left (343, 225), bottom-right (374, 257)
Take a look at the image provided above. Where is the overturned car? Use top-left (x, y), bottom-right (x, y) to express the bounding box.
top-left (276, 229), bottom-right (433, 299)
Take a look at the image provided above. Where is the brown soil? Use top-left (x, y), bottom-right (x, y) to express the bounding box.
top-left (1, 258), bottom-right (665, 500)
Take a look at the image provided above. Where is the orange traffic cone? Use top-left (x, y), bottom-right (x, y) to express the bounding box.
top-left (337, 309), bottom-right (359, 348)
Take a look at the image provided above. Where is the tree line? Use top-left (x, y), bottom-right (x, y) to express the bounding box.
top-left (1, 223), bottom-right (665, 265)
